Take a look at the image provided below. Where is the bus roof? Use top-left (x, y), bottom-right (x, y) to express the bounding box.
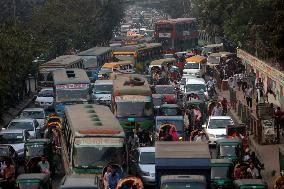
top-left (156, 18), bottom-right (196, 24)
top-left (53, 68), bottom-right (90, 85)
top-left (39, 55), bottom-right (83, 69)
top-left (78, 47), bottom-right (112, 56)
top-left (113, 43), bottom-right (162, 53)
top-left (102, 61), bottom-right (134, 68)
top-left (186, 55), bottom-right (207, 63)
top-left (113, 74), bottom-right (152, 96)
top-left (150, 58), bottom-right (176, 66)
top-left (64, 104), bottom-right (124, 136)
top-left (203, 43), bottom-right (223, 48)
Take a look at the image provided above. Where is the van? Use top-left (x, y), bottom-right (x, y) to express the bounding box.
top-left (98, 61), bottom-right (135, 79)
top-left (183, 55), bottom-right (207, 77)
top-left (183, 77), bottom-right (207, 97)
top-left (92, 80), bottom-right (113, 105)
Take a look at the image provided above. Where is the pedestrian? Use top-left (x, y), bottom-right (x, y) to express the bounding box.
top-left (247, 163), bottom-right (260, 179)
top-left (248, 69), bottom-right (256, 90)
top-left (245, 85), bottom-right (253, 108)
top-left (275, 107), bottom-right (284, 132)
top-left (274, 170), bottom-right (284, 189)
top-left (108, 168), bottom-right (120, 189)
top-left (212, 103), bottom-right (223, 116)
top-left (255, 78), bottom-right (264, 103)
top-left (233, 163), bottom-right (242, 179)
top-left (221, 97), bottom-right (228, 115)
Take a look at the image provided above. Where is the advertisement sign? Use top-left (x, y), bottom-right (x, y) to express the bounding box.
top-left (159, 33), bottom-right (171, 38)
top-left (56, 83), bottom-right (89, 89)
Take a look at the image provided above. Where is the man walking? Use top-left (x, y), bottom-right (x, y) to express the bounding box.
top-left (245, 85), bottom-right (253, 108)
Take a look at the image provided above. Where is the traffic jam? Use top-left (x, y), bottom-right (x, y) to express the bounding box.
top-left (0, 11), bottom-right (267, 189)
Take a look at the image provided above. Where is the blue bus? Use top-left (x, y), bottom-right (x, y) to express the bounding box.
top-left (53, 68), bottom-right (91, 117)
top-left (78, 47), bottom-right (112, 82)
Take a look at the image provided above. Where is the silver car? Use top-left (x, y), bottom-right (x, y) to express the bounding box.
top-left (0, 129), bottom-right (31, 158)
top-left (20, 108), bottom-right (46, 135)
top-left (7, 118), bottom-right (41, 139)
top-left (129, 147), bottom-right (155, 185)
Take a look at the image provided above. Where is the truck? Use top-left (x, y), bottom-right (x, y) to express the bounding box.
top-left (155, 141), bottom-right (211, 189)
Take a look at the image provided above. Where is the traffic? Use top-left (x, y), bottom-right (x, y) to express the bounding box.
top-left (0, 7), bottom-right (269, 189)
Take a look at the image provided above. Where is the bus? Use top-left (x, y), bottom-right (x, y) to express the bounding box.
top-left (38, 55), bottom-right (84, 87)
top-left (154, 18), bottom-right (198, 52)
top-left (78, 47), bottom-right (112, 82)
top-left (62, 104), bottom-right (125, 175)
top-left (112, 43), bottom-right (163, 72)
top-left (53, 68), bottom-right (91, 117)
top-left (98, 61), bottom-right (135, 79)
top-left (112, 74), bottom-right (154, 133)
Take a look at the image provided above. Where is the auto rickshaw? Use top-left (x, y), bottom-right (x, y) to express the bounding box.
top-left (216, 138), bottom-right (242, 162)
top-left (233, 179), bottom-right (268, 189)
top-left (211, 159), bottom-right (234, 189)
top-left (24, 139), bottom-right (55, 176)
top-left (16, 173), bottom-right (51, 189)
top-left (116, 176), bottom-right (144, 189)
top-left (155, 116), bottom-right (184, 141)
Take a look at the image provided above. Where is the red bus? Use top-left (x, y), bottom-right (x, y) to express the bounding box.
top-left (154, 18), bottom-right (198, 52)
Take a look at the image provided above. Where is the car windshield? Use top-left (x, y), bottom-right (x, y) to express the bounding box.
top-left (155, 86), bottom-right (175, 94)
top-left (211, 166), bottom-right (229, 179)
top-left (220, 145), bottom-right (238, 157)
top-left (38, 90), bottom-right (53, 97)
top-left (162, 107), bottom-right (178, 116)
top-left (116, 102), bottom-right (153, 117)
top-left (185, 84), bottom-right (206, 92)
top-left (18, 183), bottom-right (40, 189)
top-left (21, 111), bottom-right (45, 119)
top-left (161, 182), bottom-right (206, 189)
top-left (185, 62), bottom-right (200, 69)
top-left (0, 133), bottom-right (24, 144)
top-left (208, 119), bottom-right (233, 129)
top-left (73, 146), bottom-right (124, 168)
top-left (25, 144), bottom-right (45, 157)
top-left (94, 84), bottom-right (113, 94)
top-left (8, 121), bottom-right (34, 131)
top-left (139, 152), bottom-right (155, 164)
top-left (208, 56), bottom-right (220, 64)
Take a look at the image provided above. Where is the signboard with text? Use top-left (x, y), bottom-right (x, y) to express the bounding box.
top-left (56, 83), bottom-right (89, 89)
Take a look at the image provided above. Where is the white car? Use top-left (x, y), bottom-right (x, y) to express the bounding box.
top-left (7, 118), bottom-right (41, 139)
top-left (182, 77), bottom-right (208, 98)
top-left (204, 116), bottom-right (234, 145)
top-left (20, 108), bottom-right (46, 135)
top-left (130, 147), bottom-right (155, 185)
top-left (34, 88), bottom-right (54, 109)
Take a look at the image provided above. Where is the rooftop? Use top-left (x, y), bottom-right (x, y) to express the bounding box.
top-left (53, 68), bottom-right (90, 85)
top-left (40, 55), bottom-right (82, 69)
top-left (78, 47), bottom-right (111, 56)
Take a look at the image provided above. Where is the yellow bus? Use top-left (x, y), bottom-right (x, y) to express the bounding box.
top-left (112, 43), bottom-right (163, 72)
top-left (98, 61), bottom-right (135, 79)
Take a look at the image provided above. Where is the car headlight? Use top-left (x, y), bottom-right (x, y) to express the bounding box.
top-left (141, 171), bottom-right (150, 176)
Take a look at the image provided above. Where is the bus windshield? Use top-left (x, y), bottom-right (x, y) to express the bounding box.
top-left (185, 63), bottom-right (200, 69)
top-left (116, 101), bottom-right (153, 117)
top-left (73, 145), bottom-right (124, 168)
top-left (56, 89), bottom-right (89, 102)
top-left (114, 54), bottom-right (135, 62)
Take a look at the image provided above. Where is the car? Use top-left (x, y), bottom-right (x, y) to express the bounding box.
top-left (0, 129), bottom-right (31, 158)
top-left (20, 108), bottom-right (46, 135)
top-left (204, 116), bottom-right (234, 145)
top-left (129, 147), bottom-right (155, 185)
top-left (92, 80), bottom-right (113, 106)
top-left (7, 118), bottom-right (41, 139)
top-left (154, 85), bottom-right (177, 104)
top-left (183, 77), bottom-right (208, 98)
top-left (34, 88), bottom-right (54, 109)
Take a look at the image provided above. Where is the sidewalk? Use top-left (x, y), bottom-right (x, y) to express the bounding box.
top-left (218, 87), bottom-right (281, 188)
top-left (0, 94), bottom-right (35, 129)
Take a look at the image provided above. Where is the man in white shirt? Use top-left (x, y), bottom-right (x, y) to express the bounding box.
top-left (247, 163), bottom-right (260, 179)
